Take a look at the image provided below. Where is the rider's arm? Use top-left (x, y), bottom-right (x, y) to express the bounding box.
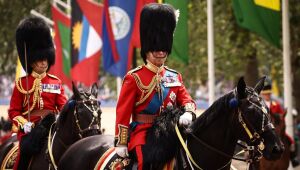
top-left (8, 83), bottom-right (28, 132)
top-left (55, 81), bottom-right (67, 111)
top-left (176, 73), bottom-right (196, 117)
top-left (115, 74), bottom-right (137, 146)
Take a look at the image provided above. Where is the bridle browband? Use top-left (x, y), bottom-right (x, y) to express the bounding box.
top-left (176, 89), bottom-right (275, 170)
top-left (47, 94), bottom-right (102, 170)
top-left (74, 97), bottom-right (102, 138)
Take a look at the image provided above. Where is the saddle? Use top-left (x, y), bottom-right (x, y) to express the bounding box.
top-left (0, 140), bottom-right (18, 169)
top-left (94, 147), bottom-right (132, 170)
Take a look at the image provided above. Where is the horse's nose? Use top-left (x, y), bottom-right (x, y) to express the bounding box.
top-left (272, 144), bottom-right (284, 155)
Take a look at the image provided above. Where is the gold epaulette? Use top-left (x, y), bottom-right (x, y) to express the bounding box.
top-left (164, 66), bottom-right (178, 74)
top-left (127, 66), bottom-right (143, 75)
top-left (47, 73), bottom-right (60, 80)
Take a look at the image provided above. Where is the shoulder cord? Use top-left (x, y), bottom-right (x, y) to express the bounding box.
top-left (131, 73), bottom-right (159, 106)
top-left (16, 77), bottom-right (43, 115)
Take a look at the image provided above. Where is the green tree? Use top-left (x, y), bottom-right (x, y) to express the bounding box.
top-left (0, 1), bottom-right (51, 78)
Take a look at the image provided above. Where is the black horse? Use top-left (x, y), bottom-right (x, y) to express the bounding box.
top-left (58, 77), bottom-right (284, 170)
top-left (0, 82), bottom-right (102, 170)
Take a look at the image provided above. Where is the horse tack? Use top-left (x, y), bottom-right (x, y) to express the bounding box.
top-left (47, 97), bottom-right (102, 169)
top-left (0, 143), bottom-right (18, 169)
top-left (93, 147), bottom-right (131, 170)
top-left (74, 98), bottom-right (102, 138)
top-left (176, 89), bottom-right (277, 170)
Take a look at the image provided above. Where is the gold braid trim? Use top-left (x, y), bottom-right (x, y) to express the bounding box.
top-left (15, 73), bottom-right (44, 115)
top-left (131, 73), bottom-right (157, 106)
top-left (12, 116), bottom-right (28, 129)
top-left (131, 61), bottom-right (165, 106)
top-left (116, 124), bottom-right (129, 146)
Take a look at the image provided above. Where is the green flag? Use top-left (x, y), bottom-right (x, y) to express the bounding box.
top-left (232, 0), bottom-right (281, 47)
top-left (57, 22), bottom-right (71, 77)
top-left (164, 0), bottom-right (189, 64)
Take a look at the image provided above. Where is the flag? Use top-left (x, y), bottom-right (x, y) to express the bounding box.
top-left (50, 5), bottom-right (72, 88)
top-left (130, 0), bottom-right (155, 49)
top-left (15, 58), bottom-right (26, 80)
top-left (102, 0), bottom-right (137, 77)
top-left (164, 0), bottom-right (189, 64)
top-left (232, 0), bottom-right (281, 47)
top-left (71, 0), bottom-right (103, 86)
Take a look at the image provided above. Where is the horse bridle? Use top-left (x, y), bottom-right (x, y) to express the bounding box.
top-left (177, 90), bottom-right (275, 170)
top-left (237, 90), bottom-right (275, 161)
top-left (74, 95), bottom-right (102, 138)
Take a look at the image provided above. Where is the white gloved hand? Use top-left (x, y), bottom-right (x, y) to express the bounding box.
top-left (23, 122), bottom-right (33, 133)
top-left (179, 112), bottom-right (193, 126)
top-left (115, 146), bottom-right (129, 158)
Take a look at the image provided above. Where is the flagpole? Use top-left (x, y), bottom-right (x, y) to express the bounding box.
top-left (207, 0), bottom-right (215, 105)
top-left (282, 2), bottom-right (293, 170)
top-left (30, 10), bottom-right (54, 26)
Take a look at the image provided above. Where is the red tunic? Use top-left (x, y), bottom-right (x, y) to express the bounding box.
top-left (269, 100), bottom-right (294, 144)
top-left (115, 64), bottom-right (195, 151)
top-left (8, 73), bottom-right (67, 139)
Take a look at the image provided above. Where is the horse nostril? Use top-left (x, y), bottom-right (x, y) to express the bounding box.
top-left (272, 145), bottom-right (282, 154)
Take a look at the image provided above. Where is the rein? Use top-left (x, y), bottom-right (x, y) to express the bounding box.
top-left (48, 122), bottom-right (58, 170)
top-left (46, 97), bottom-right (101, 169)
top-left (175, 102), bottom-right (274, 170)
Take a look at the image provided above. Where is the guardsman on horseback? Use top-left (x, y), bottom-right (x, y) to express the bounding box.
top-left (261, 78), bottom-right (299, 167)
top-left (114, 3), bottom-right (196, 170)
top-left (8, 16), bottom-right (67, 170)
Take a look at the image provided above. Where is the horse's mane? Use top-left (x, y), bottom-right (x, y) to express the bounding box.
top-left (144, 107), bottom-right (182, 165)
top-left (191, 90), bottom-right (235, 133)
top-left (57, 95), bottom-right (75, 127)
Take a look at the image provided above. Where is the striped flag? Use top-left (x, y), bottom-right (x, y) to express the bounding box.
top-left (70, 0), bottom-right (103, 86)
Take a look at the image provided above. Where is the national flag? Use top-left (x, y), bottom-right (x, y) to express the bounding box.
top-left (129, 0), bottom-right (155, 49)
top-left (50, 5), bottom-right (72, 88)
top-left (102, 0), bottom-right (137, 77)
top-left (164, 0), bottom-right (189, 64)
top-left (71, 0), bottom-right (103, 86)
top-left (232, 0), bottom-right (281, 47)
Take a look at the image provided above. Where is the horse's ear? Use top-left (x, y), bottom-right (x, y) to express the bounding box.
top-left (91, 82), bottom-right (98, 98)
top-left (254, 76), bottom-right (266, 94)
top-left (237, 77), bottom-right (246, 99)
top-left (72, 81), bottom-right (80, 99)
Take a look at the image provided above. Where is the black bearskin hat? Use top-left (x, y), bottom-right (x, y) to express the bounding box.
top-left (16, 16), bottom-right (55, 73)
top-left (261, 77), bottom-right (272, 94)
top-left (140, 3), bottom-right (177, 63)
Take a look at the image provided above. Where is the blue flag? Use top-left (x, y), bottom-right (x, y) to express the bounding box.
top-left (102, 0), bottom-right (137, 77)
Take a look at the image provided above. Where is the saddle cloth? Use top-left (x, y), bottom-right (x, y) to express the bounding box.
top-left (94, 147), bottom-right (131, 170)
top-left (1, 143), bottom-right (18, 170)
top-left (94, 147), bottom-right (175, 170)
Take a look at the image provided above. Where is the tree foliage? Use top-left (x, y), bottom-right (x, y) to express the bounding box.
top-left (0, 0), bottom-right (51, 77)
top-left (1, 0), bottom-right (300, 113)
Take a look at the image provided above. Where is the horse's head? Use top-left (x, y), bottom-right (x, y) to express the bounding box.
top-left (270, 111), bottom-right (287, 139)
top-left (235, 77), bottom-right (284, 160)
top-left (71, 82), bottom-right (102, 138)
top-left (58, 82), bottom-right (102, 140)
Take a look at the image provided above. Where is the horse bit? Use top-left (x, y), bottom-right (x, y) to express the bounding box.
top-left (177, 89), bottom-right (275, 170)
top-left (74, 93), bottom-right (102, 138)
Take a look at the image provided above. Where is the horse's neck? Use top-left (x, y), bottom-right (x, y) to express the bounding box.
top-left (188, 109), bottom-right (239, 169)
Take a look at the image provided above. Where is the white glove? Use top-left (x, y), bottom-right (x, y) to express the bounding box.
top-left (115, 146), bottom-right (129, 158)
top-left (179, 112), bottom-right (193, 126)
top-left (23, 122), bottom-right (33, 133)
